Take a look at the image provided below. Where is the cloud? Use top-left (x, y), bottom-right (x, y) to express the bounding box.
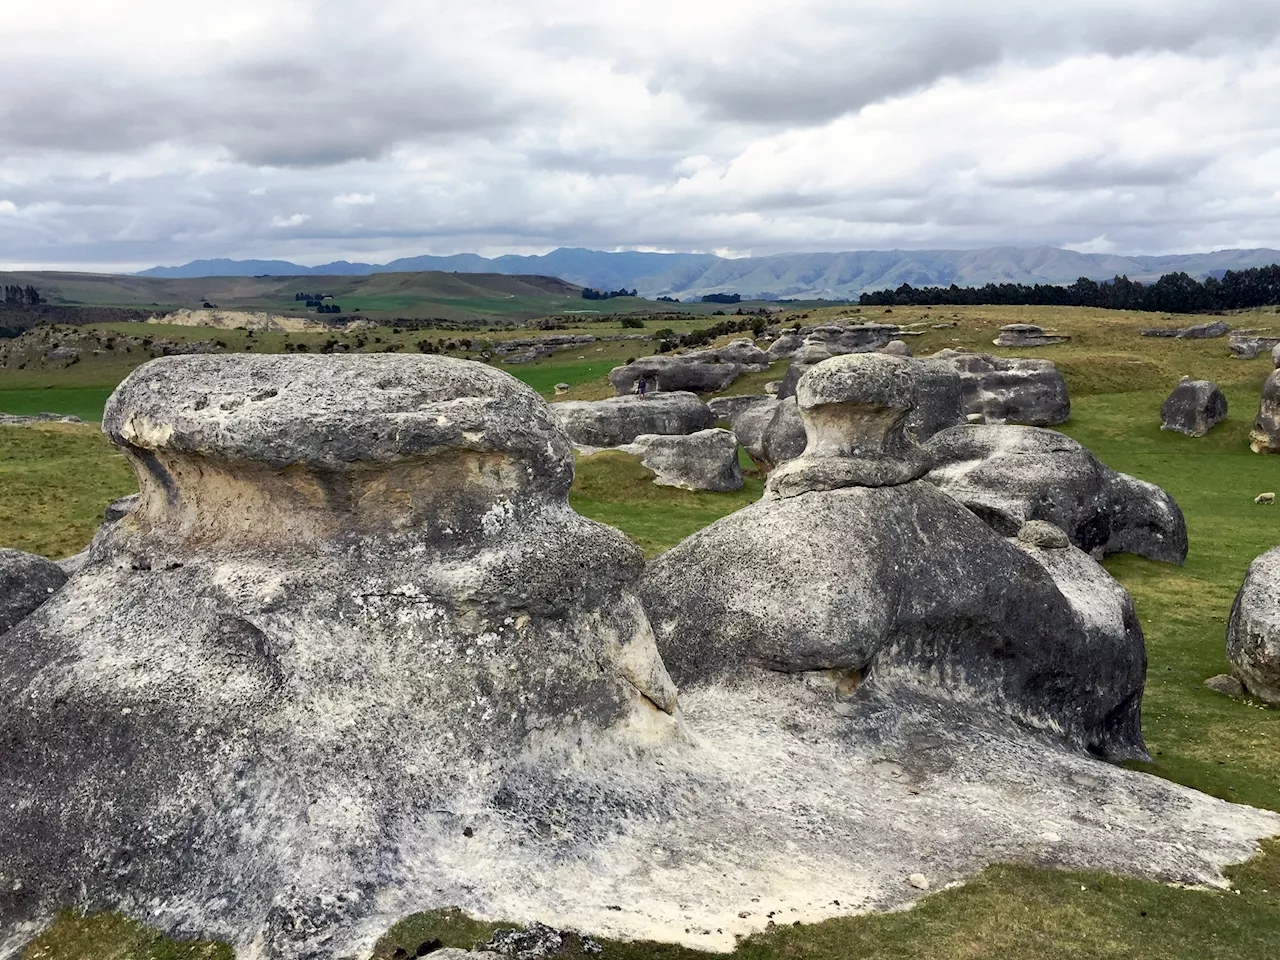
top-left (1, 1), bottom-right (1280, 267)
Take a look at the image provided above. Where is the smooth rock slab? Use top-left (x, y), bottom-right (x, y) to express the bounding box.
top-left (618, 428), bottom-right (743, 492)
top-left (550, 392), bottom-right (715, 448)
top-left (1161, 379), bottom-right (1228, 437)
top-left (1227, 546), bottom-right (1280, 704)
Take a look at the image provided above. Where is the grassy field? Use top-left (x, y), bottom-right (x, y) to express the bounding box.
top-left (7, 303), bottom-right (1280, 958)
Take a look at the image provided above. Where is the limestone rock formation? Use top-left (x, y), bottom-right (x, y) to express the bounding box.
top-left (1161, 379), bottom-right (1228, 437)
top-left (1250, 370), bottom-right (1280, 454)
top-left (1141, 320), bottom-right (1229, 339)
top-left (1229, 334), bottom-right (1280, 360)
top-left (609, 350), bottom-right (747, 396)
top-left (1273, 342), bottom-right (1280, 368)
top-left (0, 548), bottom-right (67, 634)
top-left (692, 337), bottom-right (769, 369)
top-left (924, 424), bottom-right (1188, 564)
top-left (760, 396), bottom-right (808, 468)
top-left (550, 391), bottom-right (714, 448)
top-left (1227, 547), bottom-right (1280, 704)
top-left (765, 333), bottom-right (803, 359)
top-left (709, 395), bottom-right (778, 467)
top-left (993, 323), bottom-right (1069, 347)
top-left (642, 353), bottom-right (1149, 761)
top-left (930, 349), bottom-right (1070, 426)
top-left (879, 339), bottom-right (912, 356)
top-left (0, 355), bottom-right (681, 959)
top-left (619, 428), bottom-right (744, 492)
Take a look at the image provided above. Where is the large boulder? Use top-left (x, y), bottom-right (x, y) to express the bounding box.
top-left (1141, 320), bottom-right (1229, 339)
top-left (765, 333), bottom-right (803, 359)
top-left (924, 424), bottom-right (1188, 564)
top-left (641, 353), bottom-right (1148, 761)
top-left (619, 428), bottom-right (743, 492)
top-left (550, 391), bottom-right (714, 447)
top-left (993, 323), bottom-right (1068, 347)
top-left (760, 396), bottom-right (808, 468)
top-left (609, 354), bottom-right (744, 396)
top-left (709, 395), bottom-right (778, 466)
top-left (0, 548), bottom-right (67, 634)
top-left (0, 355), bottom-right (680, 958)
top-left (1227, 547), bottom-right (1280, 704)
top-left (689, 337), bottom-right (769, 369)
top-left (930, 349), bottom-right (1070, 426)
top-left (1230, 334), bottom-right (1280, 360)
top-left (1161, 378), bottom-right (1227, 437)
top-left (1250, 370), bottom-right (1280, 454)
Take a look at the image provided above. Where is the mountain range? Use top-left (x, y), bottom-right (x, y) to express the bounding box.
top-left (137, 246), bottom-right (1280, 300)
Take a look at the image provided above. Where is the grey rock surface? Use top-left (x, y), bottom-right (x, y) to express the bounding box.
top-left (930, 349), bottom-right (1070, 426)
top-left (766, 333), bottom-right (803, 359)
top-left (689, 337), bottom-right (769, 369)
top-left (105, 493), bottom-right (140, 523)
top-left (709, 395), bottom-right (778, 466)
top-left (550, 392), bottom-right (714, 447)
top-left (1273, 342), bottom-right (1280, 368)
top-left (1227, 546), bottom-right (1280, 704)
top-left (0, 548), bottom-right (68, 635)
top-left (1229, 335), bottom-right (1280, 360)
top-left (1016, 519), bottom-right (1071, 549)
top-left (924, 424), bottom-right (1188, 564)
top-left (1250, 370), bottom-right (1280, 454)
top-left (1141, 320), bottom-right (1229, 339)
top-left (0, 412), bottom-right (83, 426)
top-left (619, 428), bottom-right (743, 492)
top-left (1161, 379), bottom-right (1228, 437)
top-left (760, 396), bottom-right (808, 468)
top-left (608, 354), bottom-right (744, 396)
top-left (1205, 674), bottom-right (1247, 697)
top-left (879, 339), bottom-right (912, 357)
top-left (993, 324), bottom-right (1069, 347)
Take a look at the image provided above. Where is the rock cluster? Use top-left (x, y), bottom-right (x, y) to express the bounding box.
top-left (993, 323), bottom-right (1069, 347)
top-left (1229, 334), bottom-right (1280, 360)
top-left (550, 391), bottom-right (714, 447)
top-left (924, 424), bottom-right (1188, 564)
top-left (1227, 547), bottom-right (1280, 704)
top-left (1161, 378), bottom-right (1228, 437)
top-left (608, 339), bottom-right (767, 396)
top-left (642, 353), bottom-right (1149, 759)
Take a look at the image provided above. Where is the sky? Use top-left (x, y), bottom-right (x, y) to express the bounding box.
top-left (2, 0), bottom-right (1280, 270)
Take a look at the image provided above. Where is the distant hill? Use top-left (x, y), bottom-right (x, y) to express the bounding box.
top-left (137, 245), bottom-right (1280, 299)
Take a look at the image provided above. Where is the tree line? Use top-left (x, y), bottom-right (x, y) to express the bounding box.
top-left (857, 264), bottom-right (1280, 314)
top-left (582, 287), bottom-right (637, 300)
top-left (3, 285), bottom-right (41, 306)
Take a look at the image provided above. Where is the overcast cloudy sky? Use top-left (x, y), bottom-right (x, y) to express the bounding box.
top-left (3, 0), bottom-right (1280, 270)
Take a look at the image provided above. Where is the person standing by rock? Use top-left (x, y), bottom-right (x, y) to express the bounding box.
top-left (637, 375), bottom-right (648, 399)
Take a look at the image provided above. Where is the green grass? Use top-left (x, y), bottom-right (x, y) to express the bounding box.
top-left (21, 911), bottom-right (231, 960)
top-left (0, 387), bottom-right (116, 422)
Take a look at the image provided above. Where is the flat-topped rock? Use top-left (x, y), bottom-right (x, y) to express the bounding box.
top-left (1161, 378), bottom-right (1227, 437)
top-left (550, 391), bottom-right (714, 448)
top-left (993, 323), bottom-right (1069, 347)
top-left (1141, 320), bottom-right (1229, 339)
top-left (930, 349), bottom-right (1070, 426)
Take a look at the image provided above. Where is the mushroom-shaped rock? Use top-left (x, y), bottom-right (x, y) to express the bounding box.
top-left (550, 391), bottom-right (714, 448)
top-left (609, 355), bottom-right (742, 396)
top-left (923, 424), bottom-right (1188, 564)
top-left (0, 548), bottom-right (67, 634)
top-left (1161, 379), bottom-right (1227, 437)
top-left (641, 353), bottom-right (1149, 761)
top-left (0, 355), bottom-right (680, 958)
top-left (1227, 547), bottom-right (1280, 704)
top-left (619, 428), bottom-right (744, 492)
top-left (930, 349), bottom-right (1070, 426)
top-left (1250, 370), bottom-right (1280, 454)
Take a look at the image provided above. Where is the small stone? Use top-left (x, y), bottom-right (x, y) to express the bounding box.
top-left (1204, 674), bottom-right (1246, 697)
top-left (965, 412), bottom-right (985, 424)
top-left (1016, 521), bottom-right (1071, 550)
top-left (908, 873), bottom-right (930, 890)
top-left (553, 382), bottom-right (570, 395)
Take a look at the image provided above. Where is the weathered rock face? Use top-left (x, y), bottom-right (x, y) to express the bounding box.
top-left (1161, 379), bottom-right (1228, 437)
top-left (923, 424), bottom-right (1188, 564)
top-left (619, 428), bottom-right (743, 492)
top-left (1230, 334), bottom-right (1280, 360)
top-left (0, 355), bottom-right (680, 959)
top-left (642, 353), bottom-right (1148, 761)
top-left (1141, 320), bottom-right (1229, 339)
top-left (761, 396), bottom-right (808, 468)
top-left (0, 548), bottom-right (67, 635)
top-left (765, 333), bottom-right (803, 359)
top-left (1250, 370), bottom-right (1280, 454)
top-left (1227, 547), bottom-right (1280, 704)
top-left (993, 323), bottom-right (1069, 347)
top-left (550, 391), bottom-right (715, 447)
top-left (1273, 342), bottom-right (1280, 368)
top-left (690, 337), bottom-right (769, 369)
top-left (709, 395), bottom-right (778, 466)
top-left (609, 353), bottom-right (747, 396)
top-left (879, 339), bottom-right (912, 356)
top-left (930, 349), bottom-right (1071, 426)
